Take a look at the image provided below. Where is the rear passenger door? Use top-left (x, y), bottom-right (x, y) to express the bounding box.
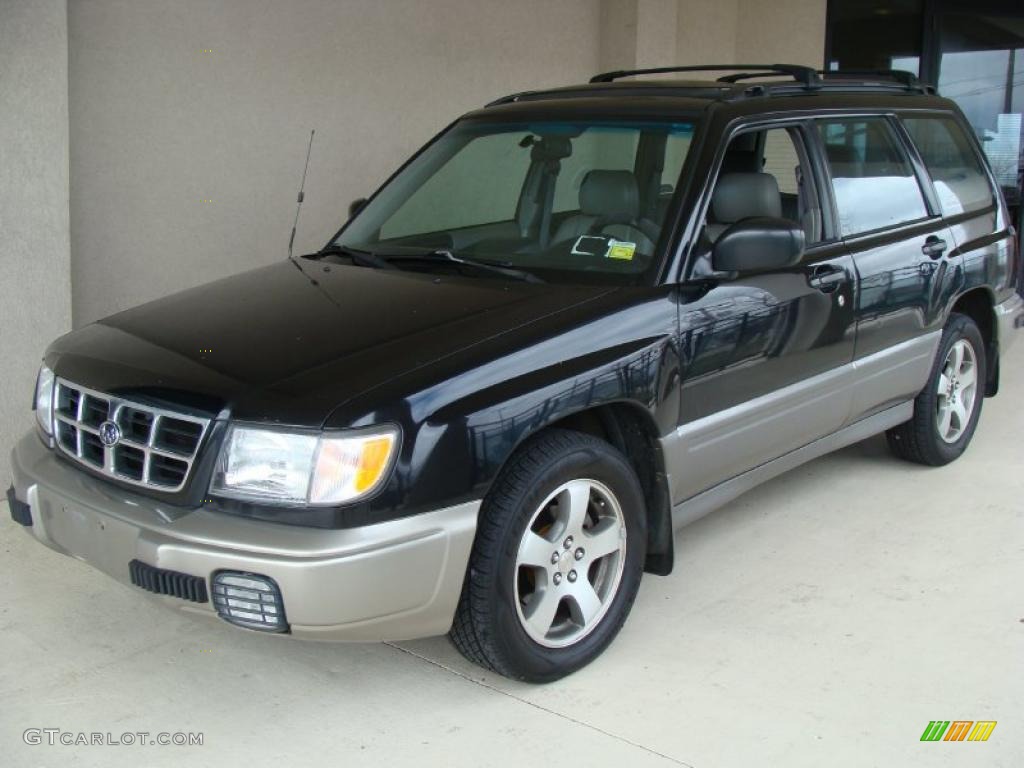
top-left (901, 113), bottom-right (1016, 340)
top-left (815, 116), bottom-right (962, 424)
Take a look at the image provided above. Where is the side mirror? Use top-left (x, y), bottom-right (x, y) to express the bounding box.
top-left (348, 197), bottom-right (368, 219)
top-left (711, 217), bottom-right (805, 275)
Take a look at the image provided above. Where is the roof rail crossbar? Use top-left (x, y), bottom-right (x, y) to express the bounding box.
top-left (819, 68), bottom-right (921, 88)
top-left (819, 68), bottom-right (933, 93)
top-left (717, 71), bottom-right (800, 84)
top-left (590, 64), bottom-right (820, 87)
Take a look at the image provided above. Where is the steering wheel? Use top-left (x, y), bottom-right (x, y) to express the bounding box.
top-left (585, 215), bottom-right (659, 245)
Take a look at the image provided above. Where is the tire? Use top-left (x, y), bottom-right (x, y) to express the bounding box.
top-left (450, 428), bottom-right (646, 682)
top-left (886, 313), bottom-right (986, 466)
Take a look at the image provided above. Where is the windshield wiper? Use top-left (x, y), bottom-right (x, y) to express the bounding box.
top-left (380, 249), bottom-right (544, 283)
top-left (305, 245), bottom-right (542, 283)
top-left (301, 244), bottom-right (394, 270)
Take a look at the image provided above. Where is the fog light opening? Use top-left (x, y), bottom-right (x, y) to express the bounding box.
top-left (211, 571), bottom-right (289, 633)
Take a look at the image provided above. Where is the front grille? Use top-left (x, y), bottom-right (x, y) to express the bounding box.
top-left (53, 378), bottom-right (210, 493)
top-left (129, 559), bottom-right (209, 603)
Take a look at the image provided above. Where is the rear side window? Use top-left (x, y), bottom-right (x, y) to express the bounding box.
top-left (817, 118), bottom-right (929, 236)
top-left (902, 117), bottom-right (996, 217)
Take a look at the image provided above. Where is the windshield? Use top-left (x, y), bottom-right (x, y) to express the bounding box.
top-left (333, 119), bottom-right (696, 284)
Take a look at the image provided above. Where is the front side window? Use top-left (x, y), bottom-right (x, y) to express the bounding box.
top-left (818, 118), bottom-right (929, 236)
top-left (701, 125), bottom-right (823, 247)
top-left (902, 116), bottom-right (996, 217)
top-left (336, 119), bottom-right (696, 283)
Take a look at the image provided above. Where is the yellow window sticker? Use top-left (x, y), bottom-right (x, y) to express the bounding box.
top-left (606, 240), bottom-right (636, 260)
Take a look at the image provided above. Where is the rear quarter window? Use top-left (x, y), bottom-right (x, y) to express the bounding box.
top-left (817, 117), bottom-right (929, 237)
top-left (902, 116), bottom-right (996, 217)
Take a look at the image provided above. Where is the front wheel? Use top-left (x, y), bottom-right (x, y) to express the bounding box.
top-left (450, 429), bottom-right (646, 682)
top-left (887, 313), bottom-right (986, 466)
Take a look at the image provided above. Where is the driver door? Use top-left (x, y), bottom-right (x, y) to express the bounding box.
top-left (668, 122), bottom-right (858, 504)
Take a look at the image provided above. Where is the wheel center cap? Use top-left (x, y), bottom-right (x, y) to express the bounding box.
top-left (556, 553), bottom-right (573, 577)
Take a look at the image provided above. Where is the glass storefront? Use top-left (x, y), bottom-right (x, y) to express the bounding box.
top-left (826, 0), bottom-right (925, 77)
top-left (827, 1), bottom-right (1023, 217)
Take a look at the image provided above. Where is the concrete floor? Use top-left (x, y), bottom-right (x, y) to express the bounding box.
top-left (2, 349), bottom-right (1022, 768)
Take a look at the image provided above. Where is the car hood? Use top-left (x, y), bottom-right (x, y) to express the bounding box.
top-left (48, 260), bottom-right (613, 426)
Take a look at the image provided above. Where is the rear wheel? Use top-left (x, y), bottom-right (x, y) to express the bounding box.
top-left (450, 429), bottom-right (645, 682)
top-left (887, 313), bottom-right (986, 466)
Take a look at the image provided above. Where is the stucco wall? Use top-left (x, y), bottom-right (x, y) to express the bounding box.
top-left (596, 0), bottom-right (827, 77)
top-left (67, 0), bottom-right (603, 326)
top-left (0, 0), bottom-right (72, 482)
top-left (676, 0), bottom-right (741, 63)
top-left (735, 0), bottom-right (827, 67)
top-left (674, 0), bottom-right (826, 68)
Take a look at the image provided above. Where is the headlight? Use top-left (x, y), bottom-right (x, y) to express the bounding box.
top-left (34, 365), bottom-right (55, 437)
top-left (211, 425), bottom-right (399, 505)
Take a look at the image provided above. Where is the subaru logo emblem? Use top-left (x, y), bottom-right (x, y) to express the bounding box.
top-left (98, 420), bottom-right (121, 447)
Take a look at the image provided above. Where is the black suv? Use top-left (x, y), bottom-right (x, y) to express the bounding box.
top-left (10, 65), bottom-right (1022, 682)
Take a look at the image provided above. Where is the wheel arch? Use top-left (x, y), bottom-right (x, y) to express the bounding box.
top-left (510, 402), bottom-right (675, 576)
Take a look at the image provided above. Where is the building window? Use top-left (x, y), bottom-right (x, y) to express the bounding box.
top-left (826, 0), bottom-right (924, 76)
top-left (827, 1), bottom-right (1024, 210)
top-left (937, 12), bottom-right (1023, 203)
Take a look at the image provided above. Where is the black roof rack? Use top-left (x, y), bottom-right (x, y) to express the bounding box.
top-left (483, 65), bottom-right (938, 108)
top-left (485, 91), bottom-right (537, 107)
top-left (590, 64), bottom-right (820, 87)
top-left (819, 68), bottom-right (934, 93)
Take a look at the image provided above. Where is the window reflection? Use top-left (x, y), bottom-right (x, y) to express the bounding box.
top-left (903, 117), bottom-right (997, 215)
top-left (818, 119), bottom-right (928, 236)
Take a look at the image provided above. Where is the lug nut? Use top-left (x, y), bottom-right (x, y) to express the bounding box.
top-left (574, 548), bottom-right (585, 561)
top-left (551, 552), bottom-right (560, 565)
top-left (563, 536), bottom-right (574, 549)
top-left (553, 573), bottom-right (563, 585)
top-left (567, 570), bottom-right (577, 583)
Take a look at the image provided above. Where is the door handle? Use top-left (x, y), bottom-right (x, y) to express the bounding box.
top-left (922, 236), bottom-right (948, 259)
top-left (807, 266), bottom-right (845, 293)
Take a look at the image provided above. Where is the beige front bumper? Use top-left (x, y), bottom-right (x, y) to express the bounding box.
top-left (9, 432), bottom-right (479, 642)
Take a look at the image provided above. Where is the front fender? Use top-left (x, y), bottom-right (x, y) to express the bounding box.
top-left (331, 287), bottom-right (682, 517)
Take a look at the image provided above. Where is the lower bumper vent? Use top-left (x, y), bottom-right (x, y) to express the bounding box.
top-left (129, 559), bottom-right (208, 603)
top-left (6, 486), bottom-right (32, 527)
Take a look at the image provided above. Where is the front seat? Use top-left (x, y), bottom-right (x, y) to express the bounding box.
top-left (704, 172), bottom-right (783, 242)
top-left (553, 170), bottom-right (658, 251)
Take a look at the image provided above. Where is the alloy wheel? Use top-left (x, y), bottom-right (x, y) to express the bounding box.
top-left (514, 479), bottom-right (627, 648)
top-left (936, 338), bottom-right (978, 444)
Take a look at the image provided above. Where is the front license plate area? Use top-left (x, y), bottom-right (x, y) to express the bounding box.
top-left (37, 487), bottom-right (140, 579)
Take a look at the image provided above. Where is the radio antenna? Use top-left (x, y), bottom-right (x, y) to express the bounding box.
top-left (288, 129), bottom-right (315, 260)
